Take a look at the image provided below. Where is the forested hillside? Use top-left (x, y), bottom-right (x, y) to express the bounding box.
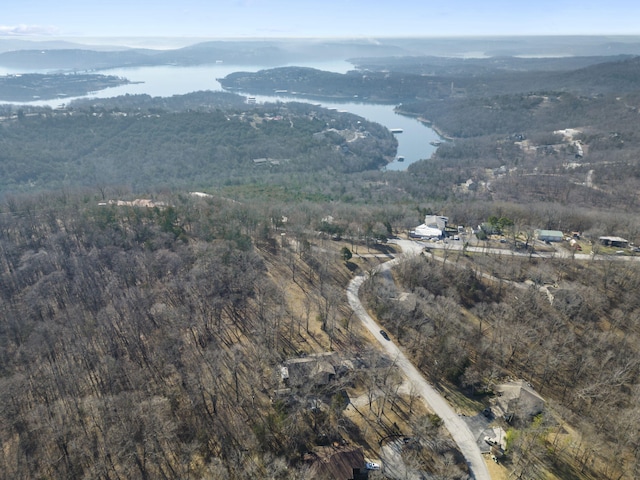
top-left (0, 192), bottom-right (304, 478)
top-left (218, 57), bottom-right (640, 216)
top-left (220, 56), bottom-right (640, 101)
top-left (0, 191), bottom-right (471, 479)
top-left (0, 92), bottom-right (395, 194)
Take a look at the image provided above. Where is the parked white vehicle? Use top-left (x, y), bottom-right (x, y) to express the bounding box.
top-left (484, 436), bottom-right (498, 447)
top-left (365, 461), bottom-right (381, 470)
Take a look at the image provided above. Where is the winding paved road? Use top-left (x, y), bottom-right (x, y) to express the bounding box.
top-left (347, 239), bottom-right (492, 480)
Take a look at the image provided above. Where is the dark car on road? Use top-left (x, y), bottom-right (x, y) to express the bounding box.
top-left (380, 330), bottom-right (390, 341)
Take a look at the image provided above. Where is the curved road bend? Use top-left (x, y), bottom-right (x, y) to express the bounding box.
top-left (347, 241), bottom-right (491, 480)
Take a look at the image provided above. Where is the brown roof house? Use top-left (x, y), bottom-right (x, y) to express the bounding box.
top-left (493, 380), bottom-right (545, 424)
top-left (306, 446), bottom-right (368, 480)
top-left (281, 352), bottom-right (340, 388)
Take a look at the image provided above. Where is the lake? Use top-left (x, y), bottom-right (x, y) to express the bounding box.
top-left (2, 62), bottom-right (441, 170)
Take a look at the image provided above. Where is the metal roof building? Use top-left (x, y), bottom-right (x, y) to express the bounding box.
top-left (599, 236), bottom-right (629, 248)
top-left (535, 229), bottom-right (564, 242)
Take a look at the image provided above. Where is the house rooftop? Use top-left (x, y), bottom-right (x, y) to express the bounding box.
top-left (493, 380), bottom-right (545, 420)
top-left (496, 380), bottom-right (544, 403)
top-left (283, 352), bottom-right (341, 387)
top-left (307, 446), bottom-right (366, 480)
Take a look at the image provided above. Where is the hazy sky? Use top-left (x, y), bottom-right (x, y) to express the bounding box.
top-left (2, 0), bottom-right (639, 40)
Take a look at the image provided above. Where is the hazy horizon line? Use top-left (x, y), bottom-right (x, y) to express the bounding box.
top-left (2, 33), bottom-right (640, 50)
top-left (5, 33), bottom-right (640, 39)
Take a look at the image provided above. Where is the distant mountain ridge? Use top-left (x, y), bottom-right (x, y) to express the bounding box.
top-left (0, 39), bottom-right (408, 70)
top-left (0, 38), bottom-right (135, 54)
top-left (0, 48), bottom-right (160, 70)
top-left (3, 36), bottom-right (640, 71)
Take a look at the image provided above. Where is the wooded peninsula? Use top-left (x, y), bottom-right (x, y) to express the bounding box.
top-left (0, 73), bottom-right (130, 102)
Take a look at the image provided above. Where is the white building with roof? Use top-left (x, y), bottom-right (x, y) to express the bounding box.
top-left (411, 215), bottom-right (448, 239)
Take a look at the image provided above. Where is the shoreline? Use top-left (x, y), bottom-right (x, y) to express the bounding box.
top-left (396, 112), bottom-right (453, 141)
top-left (416, 117), bottom-right (454, 141)
top-left (393, 107), bottom-right (454, 141)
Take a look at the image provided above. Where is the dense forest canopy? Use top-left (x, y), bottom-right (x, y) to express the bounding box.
top-left (0, 92), bottom-right (396, 195)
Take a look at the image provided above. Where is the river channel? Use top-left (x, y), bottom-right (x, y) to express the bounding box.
top-left (2, 62), bottom-right (441, 171)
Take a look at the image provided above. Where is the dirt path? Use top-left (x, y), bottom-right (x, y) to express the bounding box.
top-left (347, 240), bottom-right (492, 480)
